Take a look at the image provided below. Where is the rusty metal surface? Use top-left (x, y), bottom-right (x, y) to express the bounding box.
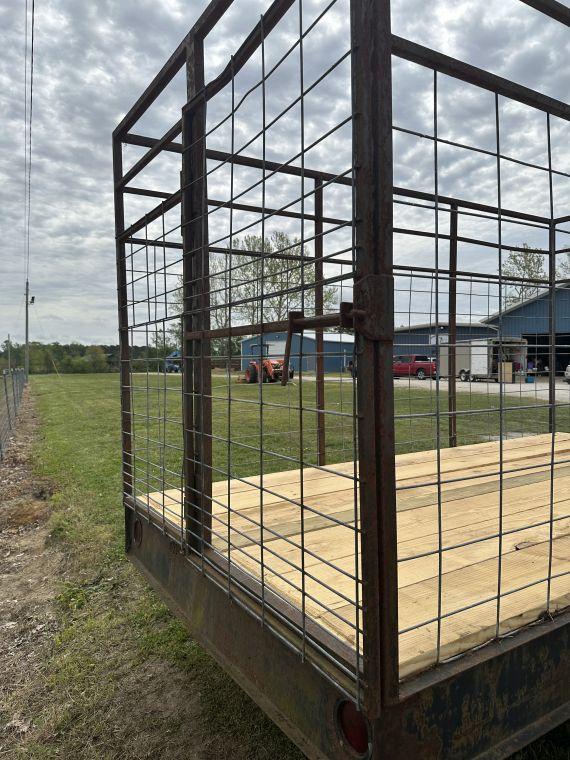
top-left (126, 512), bottom-right (570, 759)
top-left (351, 0), bottom-right (399, 713)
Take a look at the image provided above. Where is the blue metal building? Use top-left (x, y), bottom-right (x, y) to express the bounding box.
top-left (393, 322), bottom-right (497, 356)
top-left (240, 330), bottom-right (355, 373)
top-left (483, 286), bottom-right (570, 372)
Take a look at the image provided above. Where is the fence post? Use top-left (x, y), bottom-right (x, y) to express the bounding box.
top-left (11, 369), bottom-right (17, 412)
top-left (3, 373), bottom-right (12, 430)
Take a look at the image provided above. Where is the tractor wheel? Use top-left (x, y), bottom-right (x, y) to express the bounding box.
top-left (246, 366), bottom-right (258, 384)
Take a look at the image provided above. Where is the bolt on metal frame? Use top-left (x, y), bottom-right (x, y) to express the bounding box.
top-left (114, 0), bottom-right (570, 756)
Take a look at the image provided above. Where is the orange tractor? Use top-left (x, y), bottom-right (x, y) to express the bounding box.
top-left (243, 357), bottom-right (294, 384)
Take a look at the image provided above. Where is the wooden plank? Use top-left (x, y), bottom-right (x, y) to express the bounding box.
top-left (140, 433), bottom-right (570, 679)
top-left (317, 534), bottom-right (570, 676)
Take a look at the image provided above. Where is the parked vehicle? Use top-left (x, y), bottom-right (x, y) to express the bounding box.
top-left (393, 354), bottom-right (436, 380)
top-left (244, 357), bottom-right (294, 384)
top-left (438, 338), bottom-right (527, 382)
top-left (165, 351), bottom-right (181, 373)
top-left (565, 364), bottom-right (570, 384)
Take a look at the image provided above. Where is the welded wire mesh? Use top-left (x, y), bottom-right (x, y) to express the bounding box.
top-left (114, 0), bottom-right (569, 706)
top-left (391, 63), bottom-right (570, 677)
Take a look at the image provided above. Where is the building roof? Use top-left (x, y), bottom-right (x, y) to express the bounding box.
top-left (482, 284), bottom-right (570, 324)
top-left (394, 322), bottom-right (497, 333)
top-left (241, 330), bottom-right (354, 345)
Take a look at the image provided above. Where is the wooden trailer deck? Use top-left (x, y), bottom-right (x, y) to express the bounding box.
top-left (141, 434), bottom-right (570, 677)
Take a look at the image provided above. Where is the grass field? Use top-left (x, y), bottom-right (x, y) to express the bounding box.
top-left (12, 373), bottom-right (568, 758)
top-left (130, 370), bottom-right (570, 493)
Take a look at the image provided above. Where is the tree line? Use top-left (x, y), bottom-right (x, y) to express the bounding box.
top-left (0, 340), bottom-right (130, 374)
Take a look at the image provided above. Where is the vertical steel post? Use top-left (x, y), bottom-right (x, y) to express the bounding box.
top-left (314, 178), bottom-right (326, 467)
top-left (351, 0), bottom-right (399, 714)
top-left (548, 221), bottom-right (556, 434)
top-left (113, 137), bottom-right (134, 507)
top-left (182, 35), bottom-right (212, 554)
top-left (448, 203), bottom-right (458, 448)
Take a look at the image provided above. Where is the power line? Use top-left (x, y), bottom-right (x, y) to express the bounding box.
top-left (23, 0), bottom-right (36, 379)
top-left (26, 0), bottom-right (35, 281)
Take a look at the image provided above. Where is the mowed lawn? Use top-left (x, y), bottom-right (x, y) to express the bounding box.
top-left (129, 370), bottom-right (570, 490)
top-left (23, 373), bottom-right (569, 759)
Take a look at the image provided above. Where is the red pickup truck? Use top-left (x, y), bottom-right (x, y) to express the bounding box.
top-left (393, 354), bottom-right (437, 380)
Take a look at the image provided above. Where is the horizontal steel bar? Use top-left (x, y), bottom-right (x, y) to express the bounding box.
top-left (182, 0), bottom-right (296, 121)
top-left (123, 186), bottom-right (173, 200)
top-left (184, 308), bottom-right (351, 342)
top-left (207, 197), bottom-right (349, 226)
top-left (392, 35), bottom-right (570, 121)
top-left (113, 0), bottom-right (234, 138)
top-left (124, 132), bottom-right (183, 154)
top-left (119, 190), bottom-right (181, 241)
top-left (118, 120), bottom-right (183, 190)
top-left (120, 137), bottom-right (550, 226)
top-left (519, 0), bottom-right (570, 25)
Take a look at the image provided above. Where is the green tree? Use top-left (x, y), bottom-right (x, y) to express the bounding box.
top-left (85, 345), bottom-right (109, 373)
top-left (501, 245), bottom-right (547, 307)
top-left (169, 232), bottom-right (337, 349)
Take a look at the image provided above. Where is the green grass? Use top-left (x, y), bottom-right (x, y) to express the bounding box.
top-left (18, 373), bottom-right (569, 758)
top-left (22, 373), bottom-right (303, 760)
top-left (129, 371), bottom-right (570, 489)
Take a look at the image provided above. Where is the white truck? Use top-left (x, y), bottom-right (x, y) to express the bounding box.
top-left (438, 337), bottom-right (528, 382)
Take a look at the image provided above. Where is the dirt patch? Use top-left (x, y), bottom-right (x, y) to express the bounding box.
top-left (0, 388), bottom-right (60, 749)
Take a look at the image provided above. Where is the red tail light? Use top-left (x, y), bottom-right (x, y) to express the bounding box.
top-left (337, 700), bottom-right (369, 756)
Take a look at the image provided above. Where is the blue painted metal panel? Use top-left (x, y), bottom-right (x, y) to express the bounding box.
top-left (240, 331), bottom-right (355, 373)
top-left (485, 288), bottom-right (570, 337)
top-left (393, 324), bottom-right (496, 355)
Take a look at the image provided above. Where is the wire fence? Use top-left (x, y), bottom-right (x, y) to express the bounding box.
top-left (0, 369), bottom-right (26, 460)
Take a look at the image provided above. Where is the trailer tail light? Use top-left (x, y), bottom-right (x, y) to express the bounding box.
top-left (337, 700), bottom-right (369, 756)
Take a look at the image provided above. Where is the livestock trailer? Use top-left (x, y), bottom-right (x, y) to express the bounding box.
top-left (438, 338), bottom-right (528, 382)
top-left (113, 1), bottom-right (569, 757)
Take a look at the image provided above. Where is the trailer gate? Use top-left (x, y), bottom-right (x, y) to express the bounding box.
top-left (114, 1), bottom-right (570, 757)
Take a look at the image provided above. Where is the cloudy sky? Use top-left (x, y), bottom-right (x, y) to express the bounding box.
top-left (0, 0), bottom-right (568, 345)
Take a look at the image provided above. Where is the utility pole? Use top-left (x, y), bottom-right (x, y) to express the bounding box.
top-left (24, 282), bottom-right (34, 379)
top-left (25, 279), bottom-right (30, 379)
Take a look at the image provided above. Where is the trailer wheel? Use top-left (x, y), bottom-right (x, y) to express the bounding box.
top-left (459, 370), bottom-right (468, 382)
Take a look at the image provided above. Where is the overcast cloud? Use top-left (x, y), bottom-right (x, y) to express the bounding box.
top-left (0, 0), bottom-right (568, 344)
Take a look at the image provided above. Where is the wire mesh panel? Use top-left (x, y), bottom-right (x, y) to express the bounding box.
top-left (180, 0), bottom-right (364, 699)
top-left (390, 30), bottom-right (570, 680)
top-left (114, 0), bottom-right (570, 722)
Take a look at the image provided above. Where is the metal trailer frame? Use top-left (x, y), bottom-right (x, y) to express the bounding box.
top-left (113, 1), bottom-right (570, 757)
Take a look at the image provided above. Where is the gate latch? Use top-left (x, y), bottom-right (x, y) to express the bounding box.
top-left (352, 273), bottom-right (394, 342)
